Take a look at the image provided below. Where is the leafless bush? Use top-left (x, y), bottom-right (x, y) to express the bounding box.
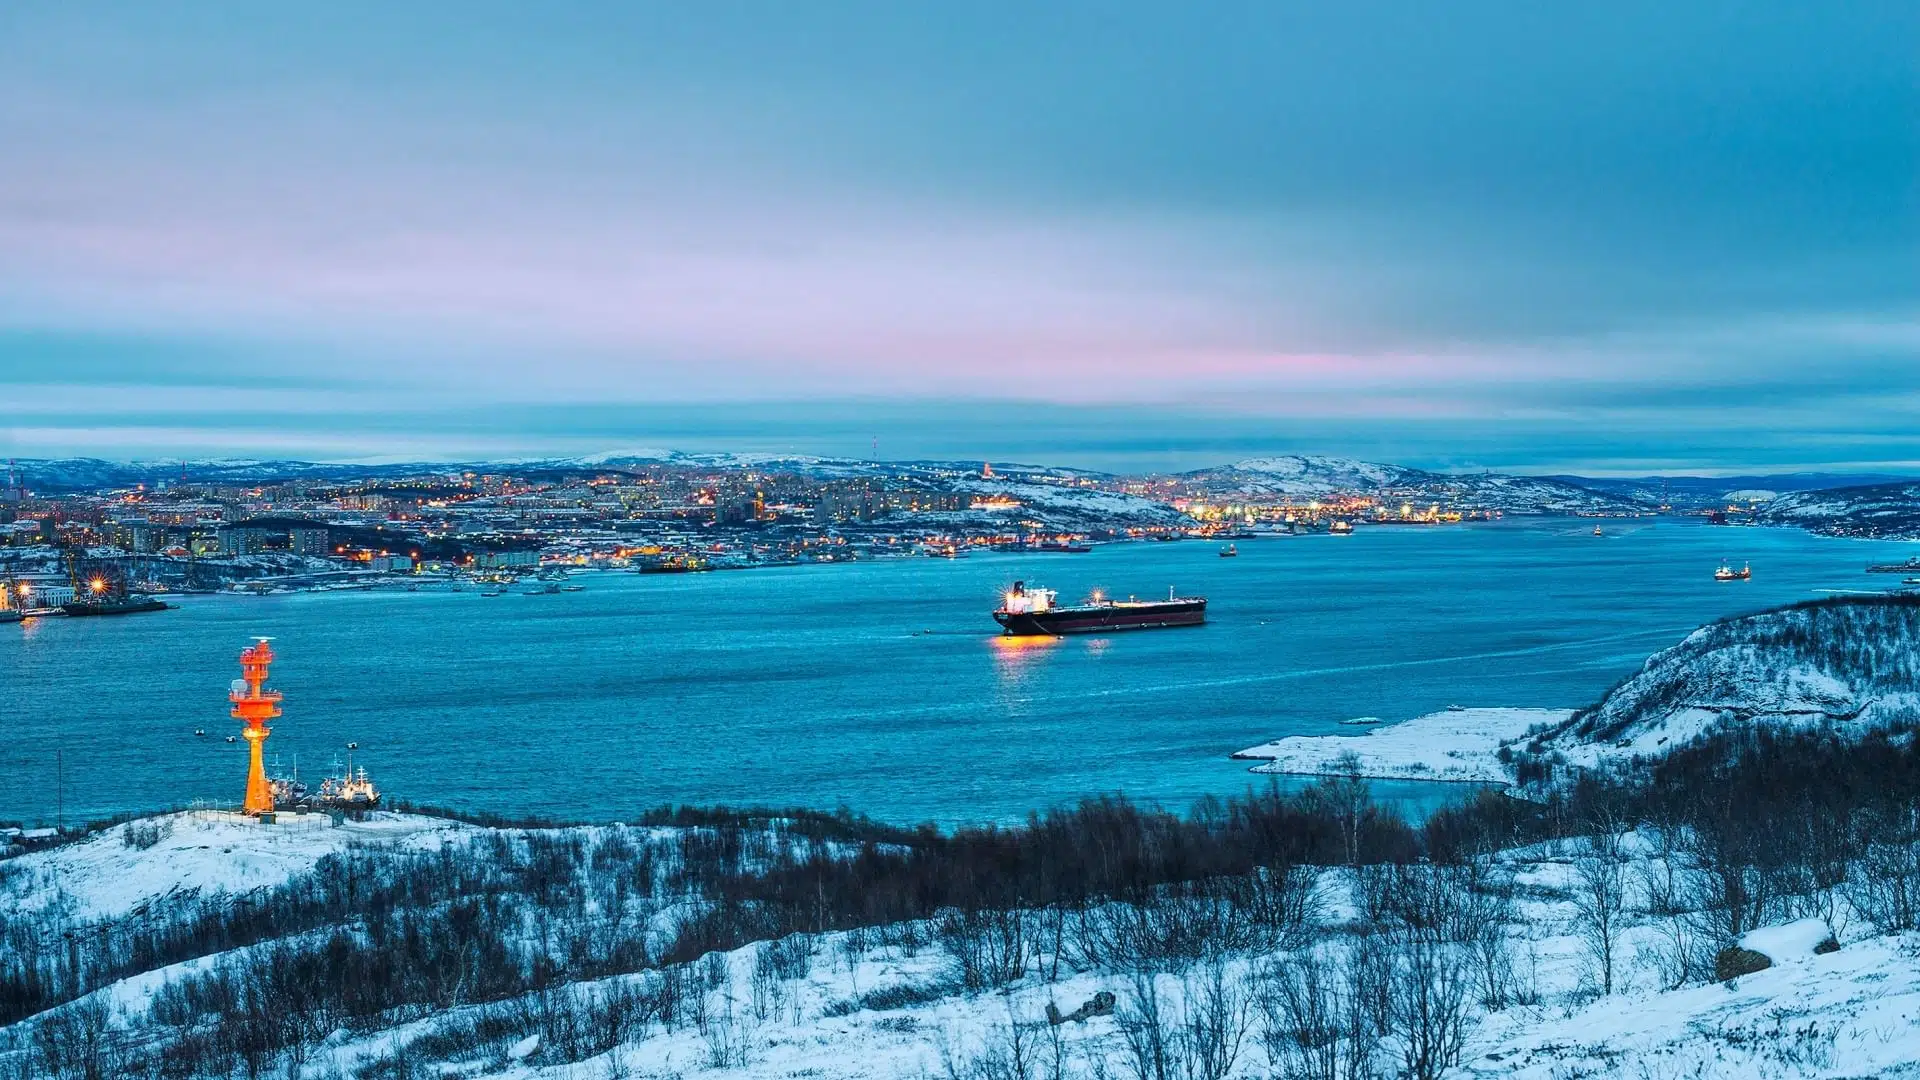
top-left (1074, 876), bottom-right (1300, 973)
top-left (120, 820), bottom-right (168, 851)
top-left (937, 1000), bottom-right (1042, 1080)
top-left (1113, 962), bottom-right (1253, 1080)
top-left (1384, 935), bottom-right (1472, 1080)
top-left (941, 908), bottom-right (1031, 991)
top-left (1256, 948), bottom-right (1381, 1080)
top-left (1845, 810), bottom-right (1920, 933)
top-left (1115, 973), bottom-right (1177, 1080)
top-left (30, 997), bottom-right (116, 1080)
top-left (1180, 957), bottom-right (1254, 1080)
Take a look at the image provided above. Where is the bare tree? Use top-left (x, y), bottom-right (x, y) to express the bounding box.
top-left (1571, 830), bottom-right (1629, 996)
top-left (1116, 973), bottom-right (1176, 1080)
top-left (1258, 953), bottom-right (1343, 1080)
top-left (1307, 753), bottom-right (1373, 867)
top-left (1385, 935), bottom-right (1471, 1080)
top-left (1181, 956), bottom-right (1253, 1080)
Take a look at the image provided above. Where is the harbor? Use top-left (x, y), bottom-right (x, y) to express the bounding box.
top-left (4, 519), bottom-right (1914, 829)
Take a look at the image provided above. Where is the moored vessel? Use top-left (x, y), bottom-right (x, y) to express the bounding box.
top-left (61, 595), bottom-right (169, 616)
top-left (1867, 558), bottom-right (1920, 574)
top-left (1714, 561), bottom-right (1752, 581)
top-left (993, 581), bottom-right (1206, 636)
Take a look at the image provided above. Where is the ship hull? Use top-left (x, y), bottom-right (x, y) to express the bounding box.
top-left (61, 599), bottom-right (169, 616)
top-left (994, 600), bottom-right (1207, 636)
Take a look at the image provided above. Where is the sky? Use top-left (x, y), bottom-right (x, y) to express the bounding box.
top-left (1, 3), bottom-right (1915, 474)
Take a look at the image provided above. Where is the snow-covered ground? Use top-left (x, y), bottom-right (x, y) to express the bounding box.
top-left (0, 810), bottom-right (469, 921)
top-left (11, 812), bottom-right (1919, 1079)
top-left (1233, 708), bottom-right (1572, 784)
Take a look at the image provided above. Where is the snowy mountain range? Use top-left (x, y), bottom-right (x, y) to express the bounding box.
top-left (1184, 455), bottom-right (1652, 513)
top-left (4, 454), bottom-right (1107, 491)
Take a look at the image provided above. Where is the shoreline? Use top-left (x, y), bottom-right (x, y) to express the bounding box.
top-left (1232, 706), bottom-right (1572, 786)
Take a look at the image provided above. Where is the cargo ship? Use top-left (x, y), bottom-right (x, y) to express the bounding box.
top-left (1714, 562), bottom-right (1752, 581)
top-left (993, 581), bottom-right (1206, 636)
top-left (1867, 558), bottom-right (1920, 574)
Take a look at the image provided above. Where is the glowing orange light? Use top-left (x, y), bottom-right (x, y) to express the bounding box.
top-left (992, 633), bottom-right (1061, 652)
top-left (89, 577), bottom-right (107, 594)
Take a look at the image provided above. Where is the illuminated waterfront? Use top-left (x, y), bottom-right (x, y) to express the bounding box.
top-left (2, 520), bottom-right (1913, 827)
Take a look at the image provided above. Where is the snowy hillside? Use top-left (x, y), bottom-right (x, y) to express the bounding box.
top-left (1756, 480), bottom-right (1920, 539)
top-left (951, 478), bottom-right (1188, 530)
top-left (1234, 596), bottom-right (1920, 788)
top-left (1184, 456), bottom-right (1648, 514)
top-left (8, 809), bottom-right (1920, 1078)
top-left (1537, 595), bottom-right (1920, 759)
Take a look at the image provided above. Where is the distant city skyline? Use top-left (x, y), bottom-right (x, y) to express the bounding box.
top-left (3, 4), bottom-right (1915, 472)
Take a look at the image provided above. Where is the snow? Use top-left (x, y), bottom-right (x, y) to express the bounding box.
top-left (0, 810), bottom-right (469, 922)
top-left (1466, 932), bottom-right (1920, 1079)
top-left (1742, 918), bottom-right (1835, 963)
top-left (1233, 707), bottom-right (1572, 784)
top-left (13, 808), bottom-right (1920, 1079)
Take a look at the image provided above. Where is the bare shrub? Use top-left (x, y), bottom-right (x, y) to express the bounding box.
top-left (1384, 935), bottom-right (1471, 1080)
top-left (1846, 820), bottom-right (1920, 933)
top-left (941, 908), bottom-right (1030, 991)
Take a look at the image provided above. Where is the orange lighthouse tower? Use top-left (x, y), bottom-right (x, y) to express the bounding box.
top-left (229, 638), bottom-right (282, 816)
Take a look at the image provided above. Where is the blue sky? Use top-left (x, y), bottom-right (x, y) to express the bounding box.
top-left (1, 3), bottom-right (1914, 472)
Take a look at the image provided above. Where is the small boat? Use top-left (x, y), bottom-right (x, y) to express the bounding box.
top-left (1714, 562), bottom-right (1752, 581)
top-left (225, 735), bottom-right (238, 744)
top-left (1329, 520), bottom-right (1353, 535)
top-left (1219, 544), bottom-right (1238, 558)
top-left (194, 728), bottom-right (206, 737)
top-left (1593, 525), bottom-right (1604, 536)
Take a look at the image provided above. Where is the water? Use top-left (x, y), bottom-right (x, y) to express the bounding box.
top-left (2, 521), bottom-right (1912, 828)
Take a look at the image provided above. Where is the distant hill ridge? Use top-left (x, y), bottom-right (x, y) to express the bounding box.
top-left (1755, 480), bottom-right (1920, 539)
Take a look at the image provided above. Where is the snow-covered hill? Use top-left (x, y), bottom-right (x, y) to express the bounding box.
top-left (949, 478), bottom-right (1188, 531)
top-left (1756, 480), bottom-right (1920, 539)
top-left (1183, 456), bottom-right (1649, 514)
top-left (1538, 595), bottom-right (1920, 761)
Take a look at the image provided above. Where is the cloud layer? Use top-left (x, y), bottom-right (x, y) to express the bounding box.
top-left (2, 3), bottom-right (1914, 470)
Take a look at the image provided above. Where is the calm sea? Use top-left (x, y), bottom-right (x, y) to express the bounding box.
top-left (2, 520), bottom-right (1912, 827)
